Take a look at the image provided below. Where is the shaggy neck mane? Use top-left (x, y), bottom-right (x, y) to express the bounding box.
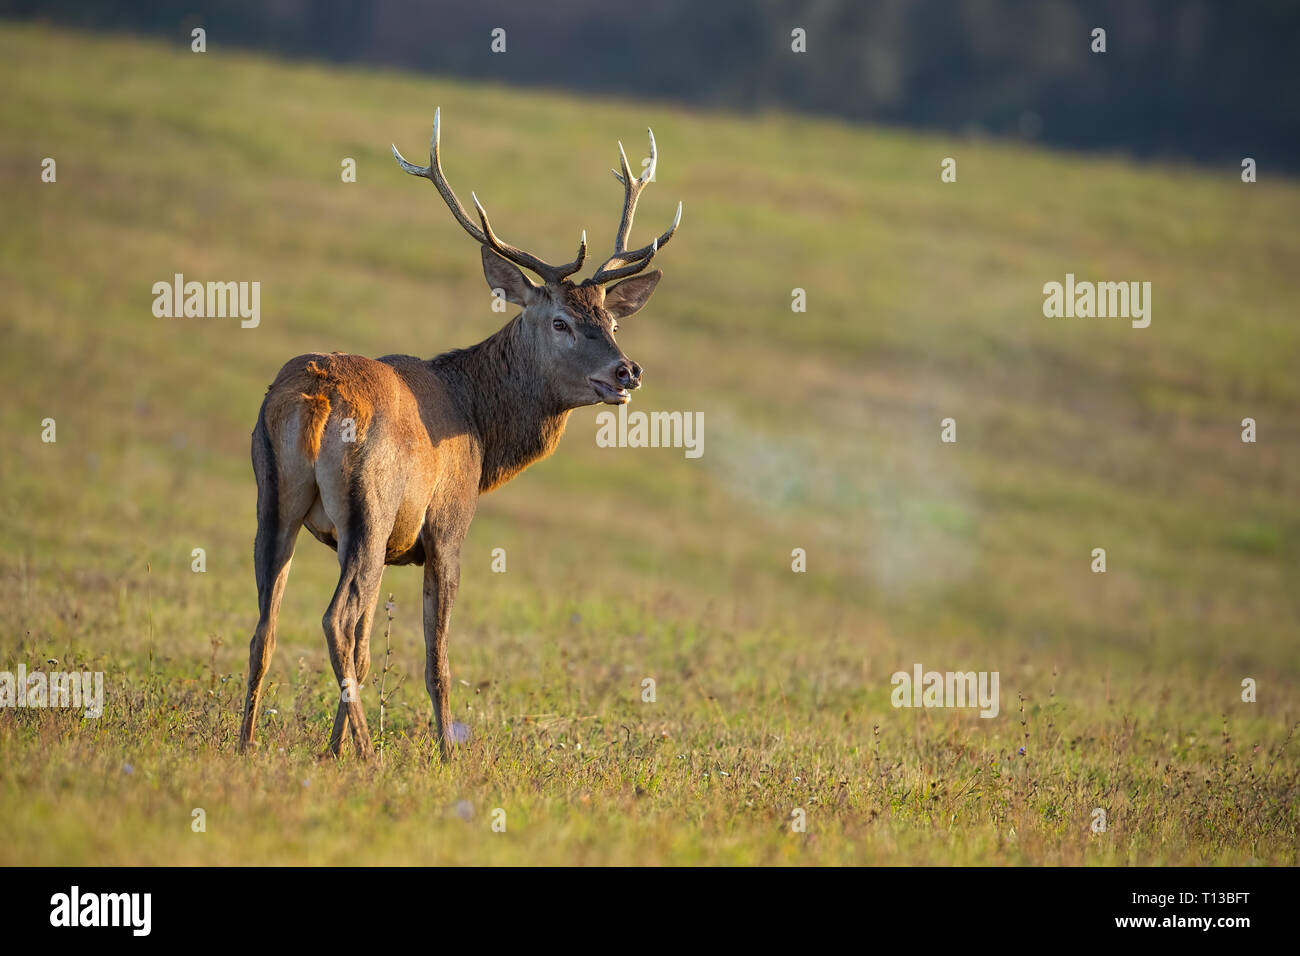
top-left (428, 317), bottom-right (572, 492)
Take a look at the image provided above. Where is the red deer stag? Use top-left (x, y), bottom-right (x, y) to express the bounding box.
top-left (238, 109), bottom-right (681, 759)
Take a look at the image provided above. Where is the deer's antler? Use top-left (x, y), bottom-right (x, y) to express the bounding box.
top-left (392, 108), bottom-right (588, 285)
top-left (587, 129), bottom-right (683, 286)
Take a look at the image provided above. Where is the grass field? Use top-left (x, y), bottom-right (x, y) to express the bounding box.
top-left (1, 23), bottom-right (1298, 865)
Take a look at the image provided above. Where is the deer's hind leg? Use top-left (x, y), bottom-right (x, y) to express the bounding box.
top-left (239, 415), bottom-right (314, 753)
top-left (321, 499), bottom-right (391, 760)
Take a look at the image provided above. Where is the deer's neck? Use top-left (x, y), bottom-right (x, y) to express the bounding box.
top-left (431, 318), bottom-right (572, 493)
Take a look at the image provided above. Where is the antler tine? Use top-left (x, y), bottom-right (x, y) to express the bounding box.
top-left (392, 108), bottom-right (486, 244)
top-left (643, 127), bottom-right (658, 184)
top-left (612, 141), bottom-right (635, 188)
top-left (611, 141), bottom-right (640, 254)
top-left (572, 230), bottom-right (588, 275)
top-left (589, 128), bottom-right (681, 286)
top-left (549, 231), bottom-right (589, 282)
top-left (470, 192), bottom-right (585, 283)
top-left (393, 107), bottom-right (587, 284)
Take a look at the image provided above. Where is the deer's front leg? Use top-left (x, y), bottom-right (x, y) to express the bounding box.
top-left (422, 539), bottom-right (461, 760)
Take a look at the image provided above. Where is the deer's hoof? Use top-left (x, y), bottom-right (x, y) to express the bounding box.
top-left (448, 721), bottom-right (471, 745)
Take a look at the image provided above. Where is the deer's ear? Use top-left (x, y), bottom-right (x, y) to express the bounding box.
top-left (603, 270), bottom-right (662, 319)
top-left (481, 247), bottom-right (540, 306)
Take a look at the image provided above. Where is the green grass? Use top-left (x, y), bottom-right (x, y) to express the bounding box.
top-left (1, 23), bottom-right (1297, 865)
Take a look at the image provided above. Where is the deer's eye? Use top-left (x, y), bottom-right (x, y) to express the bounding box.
top-left (552, 318), bottom-right (569, 333)
top-left (612, 323), bottom-right (620, 334)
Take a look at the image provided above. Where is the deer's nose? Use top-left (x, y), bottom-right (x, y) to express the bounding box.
top-left (615, 361), bottom-right (642, 389)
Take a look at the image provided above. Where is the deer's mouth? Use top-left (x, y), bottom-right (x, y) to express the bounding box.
top-left (589, 377), bottom-right (630, 405)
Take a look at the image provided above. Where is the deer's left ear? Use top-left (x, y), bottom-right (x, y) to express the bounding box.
top-left (602, 270), bottom-right (662, 319)
top-left (481, 247), bottom-right (540, 306)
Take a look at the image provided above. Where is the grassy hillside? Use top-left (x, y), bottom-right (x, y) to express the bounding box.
top-left (0, 23), bottom-right (1297, 864)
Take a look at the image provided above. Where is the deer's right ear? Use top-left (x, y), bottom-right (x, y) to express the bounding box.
top-left (481, 247), bottom-right (540, 306)
top-left (603, 270), bottom-right (662, 318)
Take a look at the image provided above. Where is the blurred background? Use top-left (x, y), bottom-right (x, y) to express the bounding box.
top-left (0, 2), bottom-right (1297, 864)
top-left (6, 0), bottom-right (1299, 169)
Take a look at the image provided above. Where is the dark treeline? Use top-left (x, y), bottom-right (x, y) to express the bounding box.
top-left (5, 0), bottom-right (1297, 170)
